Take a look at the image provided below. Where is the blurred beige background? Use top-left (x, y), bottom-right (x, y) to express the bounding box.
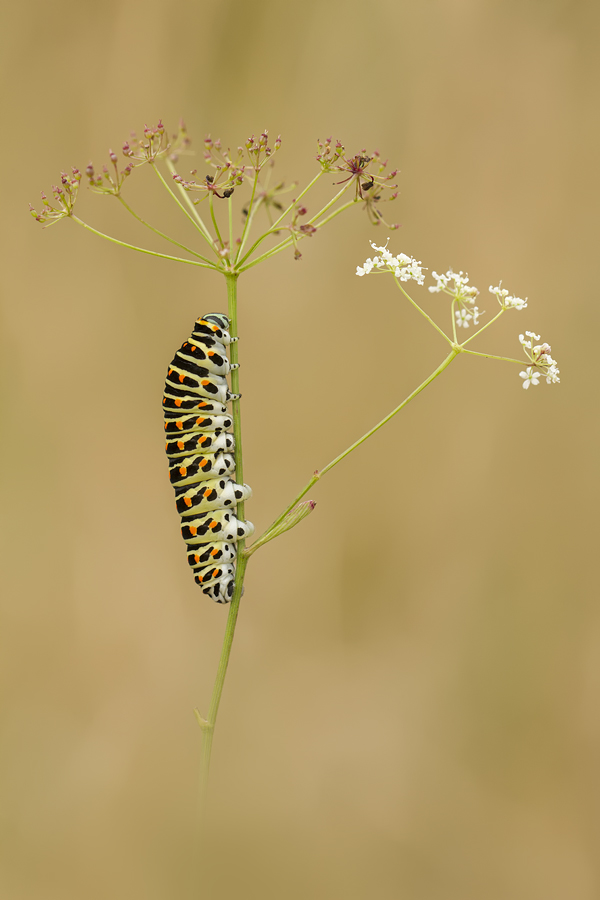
top-left (2, 0), bottom-right (599, 898)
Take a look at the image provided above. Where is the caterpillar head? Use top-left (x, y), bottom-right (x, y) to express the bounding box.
top-left (203, 313), bottom-right (230, 331)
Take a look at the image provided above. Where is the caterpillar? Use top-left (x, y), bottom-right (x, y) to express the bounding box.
top-left (163, 313), bottom-right (254, 603)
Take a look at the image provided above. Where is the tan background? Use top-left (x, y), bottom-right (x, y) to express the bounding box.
top-left (2, 0), bottom-right (599, 897)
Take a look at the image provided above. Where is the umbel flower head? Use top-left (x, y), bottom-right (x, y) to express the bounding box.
top-left (356, 240), bottom-right (424, 283)
top-left (86, 152), bottom-right (134, 197)
top-left (519, 332), bottom-right (560, 388)
top-left (31, 120), bottom-right (401, 268)
top-left (429, 269), bottom-right (481, 329)
top-left (317, 138), bottom-right (399, 229)
top-left (489, 283), bottom-right (527, 311)
top-left (122, 119), bottom-right (190, 166)
top-left (170, 130), bottom-right (281, 205)
top-left (29, 167), bottom-right (82, 226)
top-left (355, 240), bottom-right (560, 391)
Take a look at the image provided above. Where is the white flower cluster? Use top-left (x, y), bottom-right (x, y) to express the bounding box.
top-left (428, 269), bottom-right (481, 329)
top-left (429, 269), bottom-right (479, 302)
top-left (489, 284), bottom-right (527, 311)
top-left (518, 332), bottom-right (560, 389)
top-left (356, 241), bottom-right (425, 285)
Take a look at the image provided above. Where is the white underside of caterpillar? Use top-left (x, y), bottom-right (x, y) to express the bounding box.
top-left (163, 313), bottom-right (254, 603)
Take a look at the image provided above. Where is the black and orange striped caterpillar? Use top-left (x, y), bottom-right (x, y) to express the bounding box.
top-left (163, 313), bottom-right (253, 603)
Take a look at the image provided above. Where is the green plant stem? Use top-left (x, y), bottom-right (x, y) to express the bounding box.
top-left (116, 196), bottom-right (216, 265)
top-left (238, 195), bottom-right (356, 273)
top-left (234, 171), bottom-right (324, 267)
top-left (198, 273), bottom-right (247, 805)
top-left (271, 171), bottom-right (323, 230)
top-left (461, 348), bottom-right (526, 365)
top-left (209, 192), bottom-right (224, 249)
top-left (198, 554), bottom-right (247, 807)
top-left (255, 348), bottom-right (459, 545)
top-left (237, 180), bottom-right (352, 271)
top-left (234, 168), bottom-right (261, 263)
top-left (396, 281), bottom-right (453, 346)
top-left (164, 158), bottom-right (215, 244)
top-left (153, 163), bottom-right (218, 255)
top-left (461, 308), bottom-right (504, 345)
top-left (70, 216), bottom-right (216, 268)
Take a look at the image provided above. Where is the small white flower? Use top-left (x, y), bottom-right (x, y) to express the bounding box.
top-left (429, 271), bottom-right (450, 293)
top-left (519, 333), bottom-right (532, 350)
top-left (455, 308), bottom-right (473, 328)
top-left (356, 258), bottom-right (375, 276)
top-left (545, 364), bottom-right (560, 384)
top-left (520, 367), bottom-right (541, 389)
top-left (525, 331), bottom-right (541, 341)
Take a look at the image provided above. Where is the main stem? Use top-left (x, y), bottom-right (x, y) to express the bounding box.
top-left (198, 273), bottom-right (247, 807)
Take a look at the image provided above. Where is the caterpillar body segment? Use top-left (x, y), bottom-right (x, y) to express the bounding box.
top-left (162, 394), bottom-right (229, 414)
top-left (187, 540), bottom-right (237, 568)
top-left (168, 452), bottom-right (236, 487)
top-left (163, 413), bottom-right (233, 435)
top-left (164, 314), bottom-right (253, 603)
top-left (165, 431), bottom-right (234, 458)
top-left (175, 478), bottom-right (252, 516)
top-left (164, 367), bottom-right (232, 404)
top-left (181, 509), bottom-right (255, 545)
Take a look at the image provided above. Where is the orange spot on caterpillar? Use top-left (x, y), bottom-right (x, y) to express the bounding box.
top-left (196, 417), bottom-right (206, 425)
top-left (179, 467), bottom-right (187, 476)
top-left (177, 441), bottom-right (184, 450)
top-left (201, 379), bottom-right (209, 386)
top-left (175, 399), bottom-right (182, 408)
top-left (176, 421), bottom-right (183, 430)
top-left (179, 374), bottom-right (185, 383)
top-left (184, 497), bottom-right (192, 507)
top-left (168, 368), bottom-right (173, 375)
top-left (210, 548), bottom-right (218, 556)
top-left (194, 554), bottom-right (200, 564)
top-left (203, 488), bottom-right (211, 498)
top-left (208, 351), bottom-right (215, 357)
top-left (189, 526), bottom-right (197, 536)
top-left (212, 568), bottom-right (219, 577)
top-left (209, 520), bottom-right (218, 528)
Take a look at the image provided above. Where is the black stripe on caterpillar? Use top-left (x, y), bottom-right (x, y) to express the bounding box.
top-left (163, 313), bottom-right (253, 603)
